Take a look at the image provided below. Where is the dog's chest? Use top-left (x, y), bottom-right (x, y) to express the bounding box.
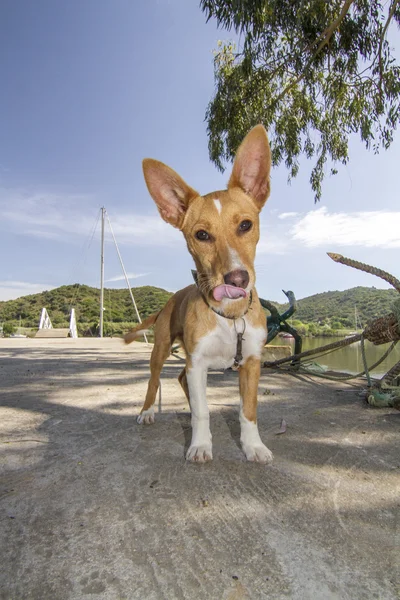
top-left (192, 316), bottom-right (267, 370)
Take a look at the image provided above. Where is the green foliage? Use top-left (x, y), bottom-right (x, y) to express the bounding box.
top-left (307, 322), bottom-right (318, 336)
top-left (201, 0), bottom-right (400, 200)
top-left (0, 284), bottom-right (173, 335)
top-left (3, 322), bottom-right (16, 336)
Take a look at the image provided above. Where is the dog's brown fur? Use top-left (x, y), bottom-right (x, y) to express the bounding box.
top-left (125, 125), bottom-right (273, 463)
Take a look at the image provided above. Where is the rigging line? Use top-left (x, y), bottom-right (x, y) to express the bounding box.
top-left (67, 208), bottom-right (100, 287)
top-left (105, 211), bottom-right (149, 345)
top-left (67, 208), bottom-right (101, 310)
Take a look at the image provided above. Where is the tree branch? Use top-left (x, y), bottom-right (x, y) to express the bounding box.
top-left (315, 0), bottom-right (355, 54)
top-left (272, 0), bottom-right (355, 105)
top-left (378, 0), bottom-right (400, 91)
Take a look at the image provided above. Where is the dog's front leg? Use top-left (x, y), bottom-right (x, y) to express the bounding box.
top-left (239, 356), bottom-right (273, 464)
top-left (185, 363), bottom-right (212, 462)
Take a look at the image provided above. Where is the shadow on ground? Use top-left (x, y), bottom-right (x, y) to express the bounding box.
top-left (0, 339), bottom-right (399, 600)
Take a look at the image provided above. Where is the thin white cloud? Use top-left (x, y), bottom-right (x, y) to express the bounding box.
top-left (0, 188), bottom-right (183, 247)
top-left (105, 213), bottom-right (182, 246)
top-left (0, 281), bottom-right (55, 301)
top-left (105, 272), bottom-right (150, 282)
top-left (0, 189), bottom-right (96, 238)
top-left (278, 212), bottom-right (299, 219)
top-left (291, 207), bottom-right (400, 249)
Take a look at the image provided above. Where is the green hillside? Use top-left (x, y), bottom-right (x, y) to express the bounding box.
top-left (275, 286), bottom-right (397, 329)
top-left (0, 284), bottom-right (172, 335)
top-left (0, 284), bottom-right (397, 337)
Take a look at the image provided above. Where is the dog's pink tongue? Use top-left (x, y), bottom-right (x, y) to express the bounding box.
top-left (213, 284), bottom-right (247, 302)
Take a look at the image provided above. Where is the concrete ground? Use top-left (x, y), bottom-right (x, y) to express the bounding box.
top-left (0, 338), bottom-right (399, 600)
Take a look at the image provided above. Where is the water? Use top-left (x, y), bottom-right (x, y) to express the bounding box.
top-left (274, 336), bottom-right (400, 377)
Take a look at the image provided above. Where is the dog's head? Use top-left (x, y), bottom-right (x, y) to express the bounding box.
top-left (142, 125), bottom-right (271, 312)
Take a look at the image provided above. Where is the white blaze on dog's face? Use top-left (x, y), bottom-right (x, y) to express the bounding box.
top-left (142, 125), bottom-right (271, 302)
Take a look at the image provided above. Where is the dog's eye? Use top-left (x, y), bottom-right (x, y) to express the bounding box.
top-left (195, 230), bottom-right (210, 241)
top-left (238, 220), bottom-right (252, 233)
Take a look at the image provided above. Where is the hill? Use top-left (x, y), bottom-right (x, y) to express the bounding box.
top-left (275, 286), bottom-right (398, 329)
top-left (0, 284), bottom-right (397, 336)
top-left (0, 284), bottom-right (173, 334)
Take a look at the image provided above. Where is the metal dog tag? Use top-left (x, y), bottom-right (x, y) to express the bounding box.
top-left (232, 332), bottom-right (244, 370)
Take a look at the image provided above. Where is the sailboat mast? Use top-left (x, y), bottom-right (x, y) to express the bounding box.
top-left (99, 207), bottom-right (105, 338)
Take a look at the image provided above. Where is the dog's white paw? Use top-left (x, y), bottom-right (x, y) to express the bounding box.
top-left (186, 444), bottom-right (213, 463)
top-left (242, 442), bottom-right (273, 464)
top-left (137, 408), bottom-right (155, 425)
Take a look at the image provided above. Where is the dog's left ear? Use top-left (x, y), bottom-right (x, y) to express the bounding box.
top-left (228, 125), bottom-right (271, 210)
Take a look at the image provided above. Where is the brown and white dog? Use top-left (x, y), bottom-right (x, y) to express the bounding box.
top-left (125, 125), bottom-right (273, 464)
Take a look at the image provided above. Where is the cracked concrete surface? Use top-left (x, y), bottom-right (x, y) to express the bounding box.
top-left (0, 338), bottom-right (399, 600)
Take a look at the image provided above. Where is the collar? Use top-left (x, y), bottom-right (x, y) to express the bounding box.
top-left (191, 270), bottom-right (253, 320)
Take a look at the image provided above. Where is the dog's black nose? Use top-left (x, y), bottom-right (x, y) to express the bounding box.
top-left (224, 269), bottom-right (249, 289)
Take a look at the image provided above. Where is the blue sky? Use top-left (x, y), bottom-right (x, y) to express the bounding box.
top-left (0, 0), bottom-right (399, 307)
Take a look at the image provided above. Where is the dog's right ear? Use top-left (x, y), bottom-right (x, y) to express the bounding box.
top-left (142, 159), bottom-right (199, 229)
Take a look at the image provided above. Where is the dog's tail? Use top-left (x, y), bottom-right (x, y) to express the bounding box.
top-left (124, 312), bottom-right (160, 344)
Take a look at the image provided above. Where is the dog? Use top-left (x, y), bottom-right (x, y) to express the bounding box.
top-left (125, 125), bottom-right (273, 464)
